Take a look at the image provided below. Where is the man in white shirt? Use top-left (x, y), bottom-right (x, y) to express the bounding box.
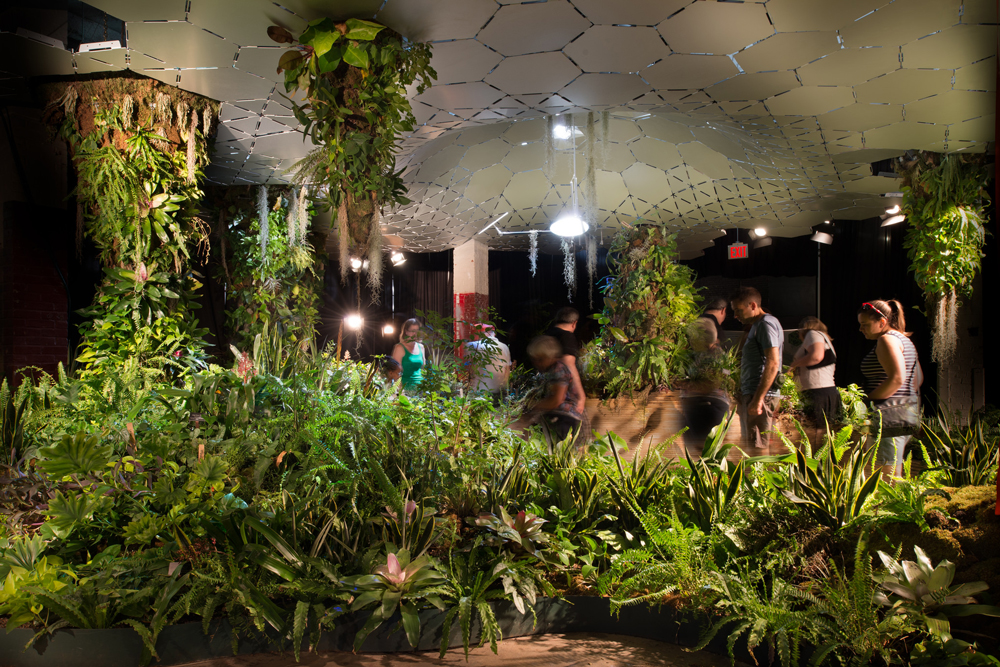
top-left (465, 324), bottom-right (511, 396)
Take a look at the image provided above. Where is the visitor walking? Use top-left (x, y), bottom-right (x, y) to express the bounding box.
top-left (731, 287), bottom-right (783, 449)
top-left (464, 323), bottom-right (511, 398)
top-left (788, 316), bottom-right (841, 433)
top-left (858, 300), bottom-right (923, 479)
top-left (391, 318), bottom-right (425, 391)
top-left (545, 307), bottom-right (587, 417)
top-left (681, 298), bottom-right (731, 448)
top-left (526, 335), bottom-right (583, 448)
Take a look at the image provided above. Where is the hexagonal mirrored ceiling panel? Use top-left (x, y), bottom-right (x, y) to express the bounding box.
top-left (12, 0), bottom-right (997, 257)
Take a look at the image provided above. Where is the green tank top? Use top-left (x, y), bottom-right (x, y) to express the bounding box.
top-left (400, 343), bottom-right (424, 389)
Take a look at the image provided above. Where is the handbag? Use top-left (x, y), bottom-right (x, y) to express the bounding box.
top-left (806, 332), bottom-right (836, 370)
top-left (871, 355), bottom-right (921, 436)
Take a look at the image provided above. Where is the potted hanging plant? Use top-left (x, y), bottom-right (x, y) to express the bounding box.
top-left (898, 152), bottom-right (990, 369)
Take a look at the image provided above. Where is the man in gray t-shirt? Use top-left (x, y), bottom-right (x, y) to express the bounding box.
top-left (731, 286), bottom-right (783, 449)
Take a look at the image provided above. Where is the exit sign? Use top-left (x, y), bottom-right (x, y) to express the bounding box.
top-left (728, 242), bottom-right (748, 259)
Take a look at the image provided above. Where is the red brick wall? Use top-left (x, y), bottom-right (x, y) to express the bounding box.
top-left (1, 202), bottom-right (69, 385)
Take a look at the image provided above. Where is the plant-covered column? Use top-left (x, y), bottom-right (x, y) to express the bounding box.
top-left (899, 152), bottom-right (990, 408)
top-left (42, 74), bottom-right (218, 383)
top-left (592, 223), bottom-right (701, 396)
top-left (269, 18), bottom-right (434, 295)
top-left (219, 185), bottom-right (322, 354)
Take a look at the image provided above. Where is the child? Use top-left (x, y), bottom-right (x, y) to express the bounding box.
top-left (526, 335), bottom-right (582, 444)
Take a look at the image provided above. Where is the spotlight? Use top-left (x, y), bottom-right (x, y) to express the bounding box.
top-left (823, 219), bottom-right (831, 224)
top-left (390, 252), bottom-right (406, 266)
top-left (885, 204), bottom-right (901, 215)
top-left (881, 215), bottom-right (906, 227)
top-left (552, 125), bottom-right (572, 140)
top-left (382, 323), bottom-right (395, 336)
top-left (345, 314), bottom-right (364, 330)
top-left (550, 214), bottom-right (589, 237)
top-left (349, 257), bottom-right (363, 271)
top-left (753, 227), bottom-right (767, 238)
top-left (752, 237), bottom-right (772, 249)
top-left (810, 231), bottom-right (834, 244)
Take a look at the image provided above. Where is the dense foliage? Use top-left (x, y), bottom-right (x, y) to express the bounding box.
top-left (269, 17), bottom-right (435, 287)
top-left (899, 151), bottom-right (990, 363)
top-left (2, 344), bottom-right (998, 665)
top-left (591, 223), bottom-right (702, 396)
top-left (42, 76), bottom-right (219, 385)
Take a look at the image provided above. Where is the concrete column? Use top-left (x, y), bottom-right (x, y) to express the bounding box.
top-left (453, 238), bottom-right (488, 342)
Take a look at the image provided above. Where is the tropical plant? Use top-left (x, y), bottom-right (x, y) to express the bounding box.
top-left (798, 531), bottom-right (903, 667)
top-left (917, 415), bottom-right (999, 487)
top-left (269, 17), bottom-right (435, 287)
top-left (341, 548), bottom-right (449, 651)
top-left (692, 566), bottom-right (823, 667)
top-left (875, 546), bottom-right (1000, 665)
top-left (779, 425), bottom-right (881, 529)
top-left (43, 76), bottom-right (218, 382)
top-left (898, 151), bottom-right (991, 363)
top-left (473, 507), bottom-right (549, 559)
top-left (681, 415), bottom-right (744, 532)
top-left (594, 222), bottom-right (701, 395)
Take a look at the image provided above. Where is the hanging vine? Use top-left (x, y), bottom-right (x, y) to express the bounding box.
top-left (562, 238), bottom-right (576, 301)
top-left (42, 74), bottom-right (218, 382)
top-left (269, 18), bottom-right (435, 292)
top-left (586, 236), bottom-right (597, 310)
top-left (898, 152), bottom-right (990, 364)
top-left (528, 230), bottom-right (539, 277)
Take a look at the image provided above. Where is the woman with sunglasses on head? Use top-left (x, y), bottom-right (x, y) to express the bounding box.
top-left (857, 300), bottom-right (923, 479)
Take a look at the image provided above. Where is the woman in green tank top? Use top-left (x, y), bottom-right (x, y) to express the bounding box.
top-left (391, 318), bottom-right (424, 390)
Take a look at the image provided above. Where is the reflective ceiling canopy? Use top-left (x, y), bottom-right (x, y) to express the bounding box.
top-left (3, 0), bottom-right (995, 257)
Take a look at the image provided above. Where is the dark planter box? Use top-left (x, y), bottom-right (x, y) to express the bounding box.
top-left (0, 597), bottom-right (756, 667)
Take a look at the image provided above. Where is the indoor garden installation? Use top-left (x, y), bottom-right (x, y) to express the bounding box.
top-left (1, 23), bottom-right (999, 667)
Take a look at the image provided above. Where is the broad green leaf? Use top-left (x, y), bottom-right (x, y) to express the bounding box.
top-left (310, 30), bottom-right (339, 57)
top-left (345, 18), bottom-right (384, 41)
top-left (343, 43), bottom-right (369, 69)
top-left (38, 432), bottom-right (112, 478)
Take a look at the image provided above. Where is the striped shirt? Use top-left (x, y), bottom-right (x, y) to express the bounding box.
top-left (861, 330), bottom-right (918, 397)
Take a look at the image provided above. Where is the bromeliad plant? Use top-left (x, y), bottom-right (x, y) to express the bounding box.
top-left (875, 546), bottom-right (1000, 665)
top-left (342, 549), bottom-right (448, 651)
top-left (269, 18), bottom-right (435, 287)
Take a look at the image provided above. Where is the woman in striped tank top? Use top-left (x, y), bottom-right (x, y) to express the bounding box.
top-left (857, 299), bottom-right (923, 479)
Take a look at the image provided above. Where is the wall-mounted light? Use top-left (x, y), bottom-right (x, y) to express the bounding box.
top-left (550, 214), bottom-right (589, 237)
top-left (345, 313), bottom-right (364, 330)
top-left (382, 323), bottom-right (395, 336)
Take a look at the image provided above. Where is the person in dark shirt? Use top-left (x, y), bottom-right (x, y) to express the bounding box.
top-left (544, 307), bottom-right (586, 417)
top-left (526, 335), bottom-right (582, 447)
